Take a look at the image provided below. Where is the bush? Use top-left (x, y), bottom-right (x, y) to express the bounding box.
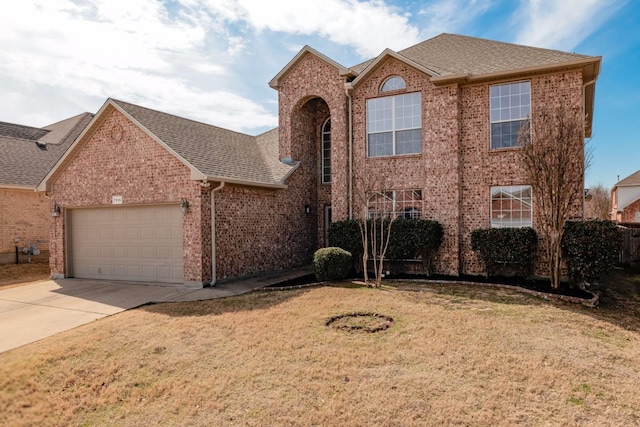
top-left (386, 219), bottom-right (444, 260)
top-left (562, 220), bottom-right (622, 285)
top-left (313, 247), bottom-right (353, 281)
top-left (328, 220), bottom-right (362, 260)
top-left (471, 227), bottom-right (538, 277)
top-left (328, 218), bottom-right (444, 275)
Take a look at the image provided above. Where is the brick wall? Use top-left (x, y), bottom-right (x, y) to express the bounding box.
top-left (277, 52), bottom-right (349, 222)
top-left (459, 70), bottom-right (585, 276)
top-left (621, 197), bottom-right (640, 223)
top-left (49, 108), bottom-right (211, 284)
top-left (278, 51), bottom-right (587, 279)
top-left (350, 57), bottom-right (461, 275)
top-left (0, 189), bottom-right (50, 253)
top-left (214, 171), bottom-right (316, 280)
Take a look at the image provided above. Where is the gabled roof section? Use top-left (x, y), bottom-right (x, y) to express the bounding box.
top-left (269, 45), bottom-right (350, 89)
top-left (615, 169), bottom-right (640, 188)
top-left (39, 99), bottom-right (294, 191)
top-left (348, 48), bottom-right (441, 89)
top-left (0, 113), bottom-right (93, 189)
top-left (349, 33), bottom-right (600, 83)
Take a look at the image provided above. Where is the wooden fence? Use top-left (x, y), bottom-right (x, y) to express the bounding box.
top-left (619, 227), bottom-right (640, 263)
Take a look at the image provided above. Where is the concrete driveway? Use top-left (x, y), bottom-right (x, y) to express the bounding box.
top-left (0, 279), bottom-right (193, 353)
top-left (0, 266), bottom-right (312, 354)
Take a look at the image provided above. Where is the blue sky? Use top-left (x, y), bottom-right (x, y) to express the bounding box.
top-left (0, 0), bottom-right (636, 189)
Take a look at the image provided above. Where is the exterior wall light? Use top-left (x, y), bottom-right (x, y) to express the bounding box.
top-left (305, 204), bottom-right (311, 214)
top-left (51, 204), bottom-right (61, 217)
top-left (180, 200), bottom-right (190, 214)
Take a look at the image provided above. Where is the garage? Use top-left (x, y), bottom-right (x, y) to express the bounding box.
top-left (69, 205), bottom-right (184, 283)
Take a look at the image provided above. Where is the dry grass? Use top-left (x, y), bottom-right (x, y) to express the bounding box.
top-left (0, 251), bottom-right (50, 289)
top-left (1, 270), bottom-right (640, 426)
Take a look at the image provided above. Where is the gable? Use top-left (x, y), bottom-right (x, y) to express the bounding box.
top-left (269, 46), bottom-right (349, 90)
top-left (52, 108), bottom-right (193, 202)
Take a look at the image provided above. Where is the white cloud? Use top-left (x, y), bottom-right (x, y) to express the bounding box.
top-left (0, 0), bottom-right (276, 131)
top-left (418, 0), bottom-right (493, 38)
top-left (513, 0), bottom-right (625, 50)
top-left (196, 0), bottom-right (421, 57)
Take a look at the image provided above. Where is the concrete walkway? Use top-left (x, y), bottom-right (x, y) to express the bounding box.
top-left (0, 266), bottom-right (312, 353)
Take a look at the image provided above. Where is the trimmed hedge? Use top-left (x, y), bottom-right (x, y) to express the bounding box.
top-left (328, 219), bottom-right (444, 273)
top-left (313, 247), bottom-right (353, 281)
top-left (471, 227), bottom-right (538, 277)
top-left (561, 220), bottom-right (622, 285)
top-left (327, 220), bottom-right (362, 260)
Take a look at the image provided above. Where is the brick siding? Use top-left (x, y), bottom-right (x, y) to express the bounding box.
top-left (277, 53), bottom-right (586, 278)
top-left (0, 189), bottom-right (50, 253)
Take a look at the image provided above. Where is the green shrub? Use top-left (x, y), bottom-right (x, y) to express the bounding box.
top-left (562, 220), bottom-right (622, 285)
top-left (328, 218), bottom-right (444, 275)
top-left (328, 220), bottom-right (362, 260)
top-left (313, 247), bottom-right (353, 281)
top-left (471, 227), bottom-right (538, 277)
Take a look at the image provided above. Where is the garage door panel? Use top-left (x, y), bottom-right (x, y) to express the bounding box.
top-left (71, 206), bottom-right (184, 284)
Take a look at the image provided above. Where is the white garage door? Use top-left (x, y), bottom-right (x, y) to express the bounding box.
top-left (70, 205), bottom-right (183, 283)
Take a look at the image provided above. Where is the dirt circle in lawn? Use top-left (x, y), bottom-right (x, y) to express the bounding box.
top-left (325, 312), bottom-right (394, 333)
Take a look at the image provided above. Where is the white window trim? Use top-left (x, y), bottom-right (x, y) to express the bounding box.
top-left (489, 80), bottom-right (531, 150)
top-left (490, 185), bottom-right (533, 228)
top-left (321, 118), bottom-right (331, 184)
top-left (366, 93), bottom-right (422, 158)
top-left (366, 189), bottom-right (422, 219)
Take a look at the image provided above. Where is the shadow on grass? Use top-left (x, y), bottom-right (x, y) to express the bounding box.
top-left (139, 287), bottom-right (312, 318)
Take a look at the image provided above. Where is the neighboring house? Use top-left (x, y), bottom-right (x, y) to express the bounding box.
top-left (611, 170), bottom-right (640, 225)
top-left (39, 33), bottom-right (601, 286)
top-left (0, 114), bottom-right (92, 254)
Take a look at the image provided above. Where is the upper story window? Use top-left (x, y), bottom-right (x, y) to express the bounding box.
top-left (490, 81), bottom-right (531, 149)
top-left (367, 92), bottom-right (422, 157)
top-left (321, 118), bottom-right (331, 183)
top-left (381, 76), bottom-right (406, 92)
top-left (490, 185), bottom-right (532, 228)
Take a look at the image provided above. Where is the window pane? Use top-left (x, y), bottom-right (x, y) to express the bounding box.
top-left (396, 129), bottom-right (421, 154)
top-left (381, 76), bottom-right (406, 92)
top-left (368, 132), bottom-right (393, 157)
top-left (490, 185), bottom-right (532, 228)
top-left (489, 81), bottom-right (531, 148)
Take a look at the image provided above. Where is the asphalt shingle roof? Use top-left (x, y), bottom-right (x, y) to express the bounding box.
top-left (112, 100), bottom-right (293, 186)
top-left (0, 113), bottom-right (93, 187)
top-left (616, 170), bottom-right (640, 187)
top-left (349, 33), bottom-right (595, 77)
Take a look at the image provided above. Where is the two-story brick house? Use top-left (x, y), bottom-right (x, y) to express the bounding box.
top-left (40, 33), bottom-right (600, 286)
top-left (270, 33), bottom-right (600, 276)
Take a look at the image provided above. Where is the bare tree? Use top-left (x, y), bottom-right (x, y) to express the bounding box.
top-left (585, 183), bottom-right (611, 220)
top-left (352, 171), bottom-right (395, 288)
top-left (518, 106), bottom-right (591, 289)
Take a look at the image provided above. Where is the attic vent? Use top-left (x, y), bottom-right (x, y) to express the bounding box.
top-left (280, 156), bottom-right (296, 165)
top-left (35, 140), bottom-right (47, 150)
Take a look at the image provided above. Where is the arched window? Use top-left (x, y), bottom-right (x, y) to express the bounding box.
top-left (321, 118), bottom-right (331, 183)
top-left (381, 76), bottom-right (406, 92)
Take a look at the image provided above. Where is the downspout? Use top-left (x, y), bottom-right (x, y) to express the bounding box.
top-left (582, 78), bottom-right (596, 220)
top-left (345, 85), bottom-right (353, 219)
top-left (210, 181), bottom-right (225, 286)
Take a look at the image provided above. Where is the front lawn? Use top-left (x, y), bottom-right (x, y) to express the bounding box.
top-left (1, 270), bottom-right (639, 426)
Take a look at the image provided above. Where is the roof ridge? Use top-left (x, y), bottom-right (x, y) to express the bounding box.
top-left (43, 112), bottom-right (94, 146)
top-left (110, 98), bottom-right (255, 139)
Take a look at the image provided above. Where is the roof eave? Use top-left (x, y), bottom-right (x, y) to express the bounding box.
top-left (194, 173), bottom-right (289, 190)
top-left (0, 184), bottom-right (36, 191)
top-left (269, 46), bottom-right (349, 89)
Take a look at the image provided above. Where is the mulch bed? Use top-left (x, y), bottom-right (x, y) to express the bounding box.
top-left (266, 271), bottom-right (593, 300)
